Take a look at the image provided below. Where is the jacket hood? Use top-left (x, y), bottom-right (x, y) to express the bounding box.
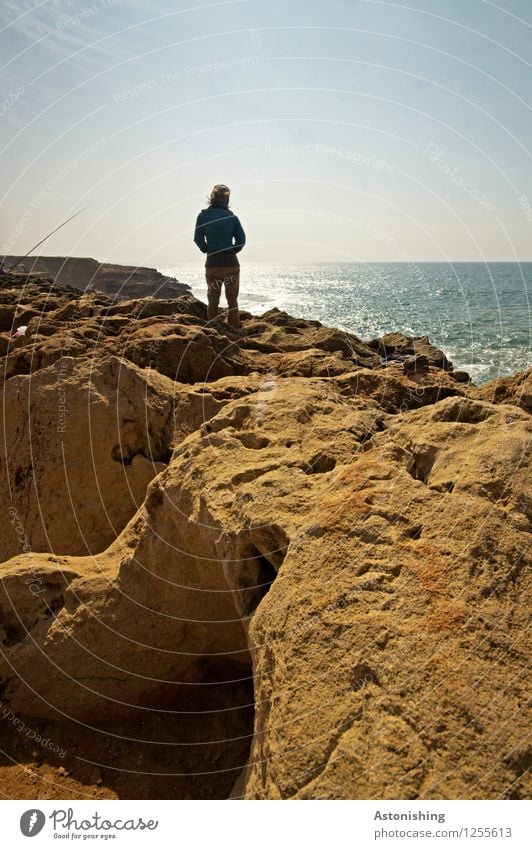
top-left (201, 206), bottom-right (233, 215)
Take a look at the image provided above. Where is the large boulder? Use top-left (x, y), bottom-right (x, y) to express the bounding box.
top-left (243, 395), bottom-right (531, 799)
top-left (475, 368), bottom-right (532, 414)
top-left (0, 356), bottom-right (174, 559)
top-left (369, 332), bottom-right (454, 371)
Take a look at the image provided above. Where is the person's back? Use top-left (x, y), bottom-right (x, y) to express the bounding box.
top-left (194, 205), bottom-right (245, 262)
top-left (194, 184), bottom-right (246, 329)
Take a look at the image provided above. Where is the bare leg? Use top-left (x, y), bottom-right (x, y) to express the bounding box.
top-left (206, 276), bottom-right (221, 321)
top-left (225, 272), bottom-right (240, 329)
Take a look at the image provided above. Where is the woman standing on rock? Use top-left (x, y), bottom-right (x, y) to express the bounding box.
top-left (194, 184), bottom-right (246, 329)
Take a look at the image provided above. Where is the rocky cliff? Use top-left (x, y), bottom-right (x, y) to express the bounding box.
top-left (3, 256), bottom-right (190, 300)
top-left (0, 273), bottom-right (529, 800)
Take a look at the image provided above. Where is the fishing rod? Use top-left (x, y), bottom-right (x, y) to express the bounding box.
top-left (6, 206), bottom-right (89, 273)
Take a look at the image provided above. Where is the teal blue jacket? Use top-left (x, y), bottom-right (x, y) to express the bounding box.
top-left (194, 204), bottom-right (246, 258)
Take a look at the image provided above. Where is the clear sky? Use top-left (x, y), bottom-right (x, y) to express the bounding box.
top-left (1, 0), bottom-right (531, 266)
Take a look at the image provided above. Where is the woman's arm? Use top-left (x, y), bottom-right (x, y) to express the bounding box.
top-left (233, 216), bottom-right (246, 253)
top-left (193, 212), bottom-right (208, 252)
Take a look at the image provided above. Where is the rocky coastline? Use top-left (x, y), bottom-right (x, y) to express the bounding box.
top-left (0, 270), bottom-right (529, 800)
top-left (3, 256), bottom-right (190, 300)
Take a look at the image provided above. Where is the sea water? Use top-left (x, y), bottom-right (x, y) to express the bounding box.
top-left (161, 262), bottom-right (531, 385)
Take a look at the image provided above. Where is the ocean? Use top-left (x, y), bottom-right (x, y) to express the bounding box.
top-left (161, 262), bottom-right (532, 385)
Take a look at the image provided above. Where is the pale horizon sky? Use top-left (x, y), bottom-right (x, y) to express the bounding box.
top-left (1, 0), bottom-right (531, 268)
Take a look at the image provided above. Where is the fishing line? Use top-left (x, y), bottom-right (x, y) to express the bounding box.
top-left (7, 206), bottom-right (89, 272)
